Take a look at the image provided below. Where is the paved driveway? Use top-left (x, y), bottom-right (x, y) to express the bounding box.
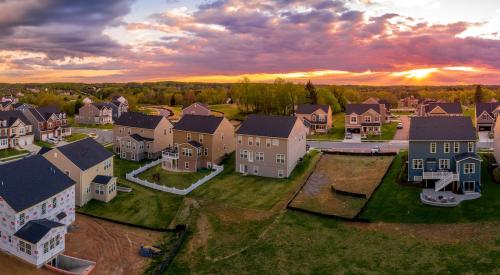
top-left (72, 127), bottom-right (113, 144)
top-left (393, 115), bottom-right (410, 140)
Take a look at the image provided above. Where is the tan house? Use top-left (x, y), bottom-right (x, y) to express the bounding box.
top-left (43, 138), bottom-right (116, 207)
top-left (416, 101), bottom-right (462, 117)
top-left (113, 112), bottom-right (173, 161)
top-left (345, 104), bottom-right (382, 136)
top-left (399, 96), bottom-right (419, 108)
top-left (75, 102), bottom-right (113, 125)
top-left (362, 97), bottom-right (389, 122)
top-left (475, 102), bottom-right (500, 131)
top-left (235, 114), bottom-right (307, 178)
top-left (295, 104), bottom-right (333, 134)
top-left (22, 106), bottom-right (71, 141)
top-left (162, 115), bottom-right (235, 172)
top-left (0, 110), bottom-right (34, 149)
top-left (182, 102), bottom-right (211, 116)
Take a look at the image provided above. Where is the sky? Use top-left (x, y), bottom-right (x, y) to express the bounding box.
top-left (1, 0), bottom-right (500, 85)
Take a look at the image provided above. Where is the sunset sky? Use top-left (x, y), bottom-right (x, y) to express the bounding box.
top-left (1, 0), bottom-right (500, 85)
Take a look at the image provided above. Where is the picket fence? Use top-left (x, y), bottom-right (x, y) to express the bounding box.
top-left (126, 159), bottom-right (223, 195)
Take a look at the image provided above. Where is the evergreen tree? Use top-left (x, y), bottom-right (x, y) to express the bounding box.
top-left (475, 85), bottom-right (483, 103)
top-left (305, 80), bottom-right (317, 104)
top-left (170, 94), bottom-right (176, 106)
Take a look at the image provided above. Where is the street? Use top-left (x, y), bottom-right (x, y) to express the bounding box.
top-left (72, 127), bottom-right (114, 144)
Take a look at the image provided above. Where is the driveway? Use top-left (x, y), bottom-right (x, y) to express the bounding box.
top-left (72, 127), bottom-right (113, 144)
top-left (393, 115), bottom-right (410, 140)
top-left (344, 133), bottom-right (361, 142)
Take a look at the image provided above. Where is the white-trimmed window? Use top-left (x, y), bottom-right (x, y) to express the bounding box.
top-left (187, 133), bottom-right (191, 141)
top-left (19, 241), bottom-right (31, 255)
top-left (444, 142), bottom-right (450, 153)
top-left (256, 152), bottom-right (264, 161)
top-left (430, 143), bottom-right (437, 153)
top-left (412, 159), bottom-right (423, 169)
top-left (350, 115), bottom-right (357, 124)
top-left (237, 135), bottom-right (242, 144)
top-left (44, 242), bottom-right (49, 254)
top-left (253, 166), bottom-right (259, 175)
top-left (276, 154), bottom-right (285, 164)
top-left (278, 170), bottom-right (284, 178)
top-left (454, 142), bottom-right (460, 153)
top-left (255, 138), bottom-right (260, 147)
top-left (184, 162), bottom-right (189, 169)
top-left (266, 139), bottom-right (271, 147)
top-left (199, 134), bottom-right (204, 144)
top-left (481, 113), bottom-right (488, 119)
top-left (464, 163), bottom-right (475, 174)
top-left (439, 159), bottom-right (450, 170)
top-left (248, 137), bottom-right (253, 146)
top-left (468, 142), bottom-right (474, 153)
top-left (204, 148), bottom-right (209, 156)
top-left (364, 116), bottom-right (371, 123)
top-left (272, 139), bottom-right (279, 146)
top-left (240, 150), bottom-right (248, 159)
top-left (463, 181), bottom-right (476, 192)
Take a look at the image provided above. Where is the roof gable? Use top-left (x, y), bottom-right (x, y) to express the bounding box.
top-left (346, 104), bottom-right (380, 115)
top-left (115, 112), bottom-right (165, 129)
top-left (174, 115), bottom-right (225, 134)
top-left (14, 219), bottom-right (64, 244)
top-left (236, 114), bottom-right (298, 138)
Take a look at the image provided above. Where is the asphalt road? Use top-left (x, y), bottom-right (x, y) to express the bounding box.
top-left (72, 127), bottom-right (113, 144)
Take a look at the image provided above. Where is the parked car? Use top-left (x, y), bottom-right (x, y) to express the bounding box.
top-left (345, 132), bottom-right (353, 139)
top-left (397, 123), bottom-right (403, 129)
top-left (371, 146), bottom-right (381, 154)
top-left (47, 137), bottom-right (59, 144)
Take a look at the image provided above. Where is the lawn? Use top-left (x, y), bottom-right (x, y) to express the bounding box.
top-left (35, 140), bottom-right (54, 148)
top-left (0, 148), bottom-right (28, 159)
top-left (137, 165), bottom-right (212, 189)
top-left (290, 154), bottom-right (394, 218)
top-left (77, 153), bottom-right (184, 229)
top-left (64, 133), bottom-right (88, 142)
top-left (189, 150), bottom-right (321, 210)
top-left (67, 116), bottom-right (114, 129)
top-left (359, 152), bottom-right (500, 223)
top-left (364, 121), bottom-right (398, 141)
top-left (307, 112), bottom-right (345, 140)
top-left (209, 104), bottom-right (245, 120)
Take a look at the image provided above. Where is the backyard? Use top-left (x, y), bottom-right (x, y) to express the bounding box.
top-left (307, 112), bottom-right (345, 140)
top-left (138, 165), bottom-right (212, 189)
top-left (209, 104), bottom-right (245, 120)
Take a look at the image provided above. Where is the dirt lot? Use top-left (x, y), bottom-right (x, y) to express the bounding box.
top-left (0, 214), bottom-right (165, 275)
top-left (290, 154), bottom-right (394, 219)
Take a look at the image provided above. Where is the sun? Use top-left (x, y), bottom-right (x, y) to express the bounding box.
top-left (392, 68), bottom-right (438, 80)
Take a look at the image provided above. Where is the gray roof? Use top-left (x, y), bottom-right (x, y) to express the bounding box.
top-left (92, 175), bottom-right (113, 185)
top-left (56, 138), bottom-right (113, 170)
top-left (0, 110), bottom-right (31, 127)
top-left (425, 102), bottom-right (462, 114)
top-left (409, 116), bottom-right (476, 141)
top-left (454, 152), bottom-right (482, 162)
top-left (92, 102), bottom-right (112, 110)
top-left (296, 104), bottom-right (330, 114)
top-left (14, 219), bottom-right (64, 244)
top-left (475, 102), bottom-right (500, 117)
top-left (0, 155), bottom-right (75, 212)
top-left (174, 115), bottom-right (224, 134)
top-left (130, 133), bottom-right (154, 142)
top-left (115, 112), bottom-right (164, 129)
top-left (236, 114), bottom-right (298, 138)
top-left (28, 105), bottom-right (64, 122)
top-left (345, 104), bottom-right (380, 115)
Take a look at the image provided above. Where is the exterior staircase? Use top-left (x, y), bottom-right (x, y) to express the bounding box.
top-left (422, 172), bottom-right (459, 191)
top-left (434, 173), bottom-right (455, 191)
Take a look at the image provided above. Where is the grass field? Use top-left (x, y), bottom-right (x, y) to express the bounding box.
top-left (307, 112), bottom-right (345, 140)
top-left (290, 154), bottom-right (394, 218)
top-left (0, 148), bottom-right (28, 159)
top-left (64, 133), bottom-right (88, 142)
top-left (34, 140), bottom-right (54, 148)
top-left (359, 152), bottom-right (500, 223)
top-left (209, 104), bottom-right (245, 120)
top-left (364, 122), bottom-right (398, 141)
top-left (138, 165), bottom-right (212, 189)
top-left (190, 151), bottom-right (320, 210)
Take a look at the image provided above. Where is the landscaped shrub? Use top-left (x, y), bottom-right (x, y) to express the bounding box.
top-left (492, 167), bottom-right (500, 184)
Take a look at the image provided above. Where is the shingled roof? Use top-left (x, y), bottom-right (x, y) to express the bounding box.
top-left (425, 102), bottom-right (462, 114)
top-left (236, 114), bottom-right (298, 138)
top-left (476, 102), bottom-right (500, 118)
top-left (55, 138), bottom-right (114, 170)
top-left (345, 104), bottom-right (380, 115)
top-left (174, 115), bottom-right (224, 134)
top-left (0, 155), bottom-right (75, 212)
top-left (115, 112), bottom-right (165, 129)
top-left (409, 116), bottom-right (476, 141)
top-left (0, 110), bottom-right (31, 127)
top-left (296, 104), bottom-right (330, 114)
top-left (14, 219), bottom-right (65, 244)
top-left (28, 105), bottom-right (64, 122)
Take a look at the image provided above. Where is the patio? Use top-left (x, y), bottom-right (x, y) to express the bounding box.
top-left (420, 189), bottom-right (481, 207)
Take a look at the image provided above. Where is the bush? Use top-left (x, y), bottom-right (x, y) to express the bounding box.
top-left (492, 167), bottom-right (500, 183)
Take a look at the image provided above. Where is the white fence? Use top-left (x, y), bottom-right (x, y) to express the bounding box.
top-left (126, 159), bottom-right (224, 195)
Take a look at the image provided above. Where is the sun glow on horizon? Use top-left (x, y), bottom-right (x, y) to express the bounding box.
top-left (391, 68), bottom-right (439, 79)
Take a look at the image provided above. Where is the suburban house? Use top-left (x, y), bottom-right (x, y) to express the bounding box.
top-left (408, 116), bottom-right (481, 195)
top-left (22, 106), bottom-right (71, 141)
top-left (399, 96), bottom-right (419, 108)
top-left (75, 102), bottom-right (113, 125)
top-left (162, 115), bottom-right (235, 172)
top-left (494, 119), bottom-right (500, 164)
top-left (475, 102), bottom-right (500, 131)
top-left (109, 95), bottom-right (129, 119)
top-left (294, 104), bottom-right (333, 134)
top-left (235, 114), bottom-right (307, 178)
top-left (0, 101), bottom-right (13, 111)
top-left (43, 138), bottom-right (116, 207)
top-left (0, 110), bottom-right (34, 149)
top-left (362, 97), bottom-right (389, 121)
top-left (345, 104), bottom-right (383, 136)
top-left (182, 102), bottom-right (211, 116)
top-left (0, 155), bottom-right (76, 267)
top-left (416, 101), bottom-right (462, 117)
top-left (113, 112), bottom-right (173, 161)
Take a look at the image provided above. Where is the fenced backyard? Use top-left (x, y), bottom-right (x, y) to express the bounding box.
top-left (126, 159), bottom-right (224, 195)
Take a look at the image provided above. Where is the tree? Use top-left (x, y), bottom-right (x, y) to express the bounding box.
top-left (170, 94), bottom-right (176, 106)
top-left (305, 80), bottom-right (317, 104)
top-left (475, 85), bottom-right (484, 103)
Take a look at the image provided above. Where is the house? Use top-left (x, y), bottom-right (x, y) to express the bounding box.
top-left (0, 101), bottom-right (13, 111)
top-left (109, 95), bottom-right (129, 119)
top-left (494, 119), bottom-right (500, 164)
top-left (0, 155), bottom-right (75, 267)
top-left (399, 96), bottom-right (419, 108)
top-left (0, 110), bottom-right (34, 149)
top-left (362, 97), bottom-right (389, 121)
top-left (295, 104), bottom-right (333, 134)
top-left (182, 102), bottom-right (211, 116)
top-left (235, 114), bottom-right (307, 178)
top-left (408, 116), bottom-right (481, 195)
top-left (162, 115), bottom-right (235, 172)
top-left (12, 103), bottom-right (33, 111)
top-left (475, 102), bottom-right (500, 131)
top-left (345, 104), bottom-right (382, 136)
top-left (22, 106), bottom-right (71, 141)
top-left (75, 103), bottom-right (113, 125)
top-left (43, 138), bottom-right (116, 207)
top-left (1, 95), bottom-right (18, 104)
top-left (416, 101), bottom-right (462, 117)
top-left (113, 112), bottom-right (173, 161)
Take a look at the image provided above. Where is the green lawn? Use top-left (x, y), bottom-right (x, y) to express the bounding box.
top-left (307, 112), bottom-right (345, 140)
top-left (359, 152), bottom-right (500, 223)
top-left (35, 140), bottom-right (54, 148)
top-left (189, 150), bottom-right (320, 210)
top-left (138, 165), bottom-right (212, 189)
top-left (0, 148), bottom-right (28, 159)
top-left (64, 133), bottom-right (88, 142)
top-left (209, 104), bottom-right (245, 120)
top-left (364, 122), bottom-right (398, 141)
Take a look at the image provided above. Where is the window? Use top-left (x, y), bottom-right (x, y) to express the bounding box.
top-left (56, 234), bottom-right (60, 246)
top-left (468, 142), bottom-right (474, 153)
top-left (463, 181), bottom-right (475, 192)
top-left (481, 113), bottom-right (488, 119)
top-left (240, 150), bottom-right (248, 159)
top-left (19, 213), bottom-right (25, 226)
top-left (266, 139), bottom-right (271, 147)
top-left (464, 163), bottom-right (475, 174)
top-left (374, 116), bottom-right (380, 122)
top-left (95, 185), bottom-right (105, 195)
top-left (256, 152), bottom-right (264, 161)
top-left (50, 238), bottom-right (55, 249)
top-left (121, 152), bottom-right (126, 159)
top-left (430, 143), bottom-right (436, 153)
top-left (454, 142), bottom-right (460, 153)
top-left (253, 166), bottom-right (259, 175)
top-left (42, 203), bottom-right (46, 215)
top-left (19, 241), bottom-right (31, 255)
top-left (237, 135), bottom-right (242, 144)
top-left (272, 139), bottom-right (279, 146)
top-left (276, 154), bottom-right (285, 164)
top-left (182, 148), bottom-right (193, 157)
top-left (255, 138), bottom-right (260, 147)
top-left (204, 148), bottom-right (209, 156)
top-left (164, 129), bottom-right (167, 135)
top-left (350, 115), bottom-right (357, 124)
top-left (53, 197), bottom-right (57, 208)
top-left (248, 137), bottom-right (253, 146)
top-left (364, 116), bottom-right (371, 123)
top-left (128, 128), bottom-right (131, 134)
top-left (187, 133), bottom-right (191, 141)
top-left (184, 162), bottom-right (189, 170)
top-left (44, 242), bottom-right (49, 254)
top-left (199, 134), bottom-right (204, 143)
top-left (412, 159), bottom-right (423, 169)
top-left (278, 170), bottom-right (284, 178)
top-left (439, 159), bottom-right (450, 170)
top-left (444, 142), bottom-right (450, 153)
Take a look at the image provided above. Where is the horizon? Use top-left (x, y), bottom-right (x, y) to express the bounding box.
top-left (1, 1), bottom-right (500, 85)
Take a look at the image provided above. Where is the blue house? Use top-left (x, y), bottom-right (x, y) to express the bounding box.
top-left (408, 116), bottom-right (482, 195)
